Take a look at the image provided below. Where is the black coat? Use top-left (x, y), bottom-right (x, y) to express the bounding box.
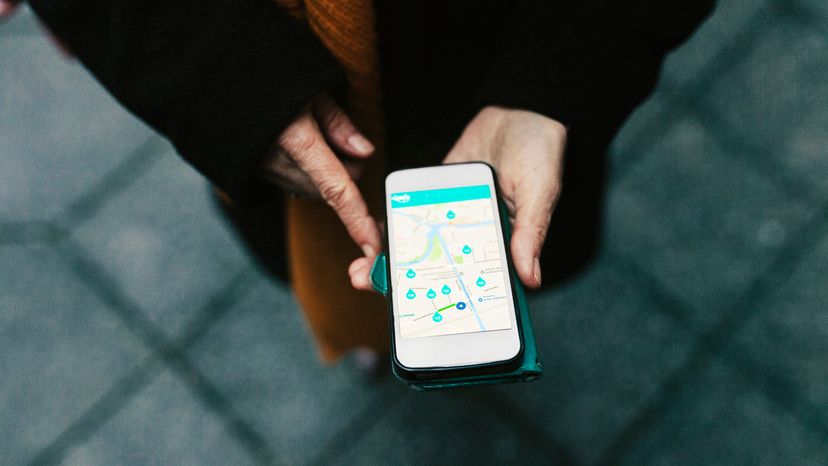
top-left (27, 0), bottom-right (713, 279)
top-left (27, 0), bottom-right (713, 198)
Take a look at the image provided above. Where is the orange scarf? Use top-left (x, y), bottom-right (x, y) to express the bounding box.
top-left (277, 0), bottom-right (388, 361)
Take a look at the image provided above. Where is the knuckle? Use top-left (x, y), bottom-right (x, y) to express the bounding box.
top-left (518, 221), bottom-right (548, 247)
top-left (279, 126), bottom-right (318, 156)
top-left (324, 109), bottom-right (350, 135)
top-left (528, 222), bottom-right (547, 244)
top-left (320, 180), bottom-right (349, 209)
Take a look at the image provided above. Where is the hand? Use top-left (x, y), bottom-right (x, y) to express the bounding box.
top-left (348, 106), bottom-right (566, 292)
top-left (445, 107), bottom-right (566, 289)
top-left (260, 92), bottom-right (382, 260)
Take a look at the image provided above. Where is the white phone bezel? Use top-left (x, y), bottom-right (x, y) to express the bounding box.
top-left (385, 162), bottom-right (522, 369)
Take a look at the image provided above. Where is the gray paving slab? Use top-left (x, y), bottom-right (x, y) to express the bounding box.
top-left (605, 115), bottom-right (815, 332)
top-left (659, 0), bottom-right (772, 88)
top-left (71, 151), bottom-right (252, 336)
top-left (0, 34), bottom-right (155, 222)
top-left (726, 232), bottom-right (828, 422)
top-left (621, 358), bottom-right (828, 465)
top-left (494, 258), bottom-right (695, 464)
top-left (798, 0), bottom-right (828, 22)
top-left (334, 390), bottom-right (556, 466)
top-left (773, 92), bottom-right (828, 200)
top-left (0, 245), bottom-right (148, 465)
top-left (188, 273), bottom-right (384, 465)
top-left (60, 369), bottom-right (255, 466)
top-left (699, 18), bottom-right (828, 152)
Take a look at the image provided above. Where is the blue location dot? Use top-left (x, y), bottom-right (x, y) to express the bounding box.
top-left (446, 210), bottom-right (456, 219)
top-left (456, 301), bottom-right (467, 310)
top-left (462, 245), bottom-right (472, 254)
top-left (441, 284), bottom-right (451, 295)
top-left (406, 268), bottom-right (416, 279)
top-left (406, 289), bottom-right (416, 300)
top-left (432, 313), bottom-right (443, 322)
top-left (426, 288), bottom-right (437, 299)
top-left (476, 277), bottom-right (486, 287)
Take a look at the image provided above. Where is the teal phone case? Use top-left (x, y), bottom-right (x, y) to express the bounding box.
top-left (370, 200), bottom-right (542, 391)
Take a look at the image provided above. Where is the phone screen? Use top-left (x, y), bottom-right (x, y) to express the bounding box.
top-left (390, 184), bottom-right (514, 339)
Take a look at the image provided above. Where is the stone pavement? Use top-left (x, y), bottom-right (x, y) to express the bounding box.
top-left (1, 1), bottom-right (827, 464)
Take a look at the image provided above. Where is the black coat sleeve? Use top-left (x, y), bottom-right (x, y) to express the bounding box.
top-left (27, 0), bottom-right (345, 203)
top-left (479, 0), bottom-right (715, 145)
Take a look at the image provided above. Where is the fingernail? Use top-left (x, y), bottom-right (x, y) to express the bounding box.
top-left (347, 133), bottom-right (374, 154)
top-left (362, 244), bottom-right (377, 258)
top-left (533, 257), bottom-right (542, 285)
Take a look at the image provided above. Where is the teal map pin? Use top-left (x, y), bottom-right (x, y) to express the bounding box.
top-left (406, 268), bottom-right (416, 279)
top-left (476, 277), bottom-right (486, 287)
top-left (441, 284), bottom-right (451, 295)
top-left (426, 288), bottom-right (437, 299)
top-left (406, 289), bottom-right (416, 299)
top-left (432, 313), bottom-right (443, 322)
top-left (446, 210), bottom-right (456, 219)
top-left (462, 245), bottom-right (472, 254)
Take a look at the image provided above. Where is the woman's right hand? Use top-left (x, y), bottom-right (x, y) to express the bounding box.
top-left (259, 92), bottom-right (383, 261)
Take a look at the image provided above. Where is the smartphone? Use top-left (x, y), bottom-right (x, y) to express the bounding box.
top-left (385, 162), bottom-right (524, 376)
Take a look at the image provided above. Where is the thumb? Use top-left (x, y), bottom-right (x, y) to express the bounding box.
top-left (510, 185), bottom-right (559, 289)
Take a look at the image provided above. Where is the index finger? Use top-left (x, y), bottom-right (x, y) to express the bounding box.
top-left (282, 119), bottom-right (382, 258)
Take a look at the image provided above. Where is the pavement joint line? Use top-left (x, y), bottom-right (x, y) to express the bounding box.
top-left (161, 349), bottom-right (282, 465)
top-left (54, 236), bottom-right (171, 349)
top-left (687, 102), bottom-right (827, 206)
top-left (306, 387), bottom-right (405, 466)
top-left (596, 204), bottom-right (828, 465)
top-left (603, 250), bottom-right (828, 438)
top-left (610, 4), bottom-right (779, 182)
top-left (480, 388), bottom-right (579, 466)
top-left (50, 237), bottom-right (280, 463)
top-left (26, 357), bottom-right (165, 466)
top-left (24, 272), bottom-right (260, 464)
top-left (720, 345), bottom-right (828, 441)
top-left (173, 265), bottom-right (260, 349)
top-left (0, 221), bottom-right (67, 245)
top-left (55, 135), bottom-right (167, 229)
top-left (785, 0), bottom-right (828, 35)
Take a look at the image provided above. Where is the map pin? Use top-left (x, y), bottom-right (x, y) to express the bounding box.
top-left (426, 288), bottom-right (437, 299)
top-left (432, 313), bottom-right (443, 322)
top-left (476, 277), bottom-right (486, 287)
top-left (446, 210), bottom-right (456, 219)
top-left (462, 245), bottom-right (472, 254)
top-left (456, 301), bottom-right (466, 310)
top-left (406, 268), bottom-right (416, 279)
top-left (441, 284), bottom-right (451, 295)
top-left (406, 289), bottom-right (416, 299)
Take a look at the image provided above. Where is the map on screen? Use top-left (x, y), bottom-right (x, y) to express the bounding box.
top-left (390, 184), bottom-right (513, 339)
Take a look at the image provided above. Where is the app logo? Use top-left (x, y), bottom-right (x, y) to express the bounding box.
top-left (391, 193), bottom-right (410, 204)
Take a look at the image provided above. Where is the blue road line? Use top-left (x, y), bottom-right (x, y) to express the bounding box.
top-left (435, 232), bottom-right (486, 331)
